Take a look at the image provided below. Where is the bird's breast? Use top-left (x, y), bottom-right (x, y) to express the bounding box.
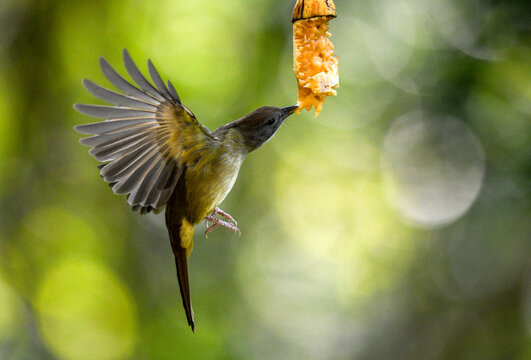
top-left (184, 145), bottom-right (245, 224)
top-left (209, 150), bottom-right (244, 206)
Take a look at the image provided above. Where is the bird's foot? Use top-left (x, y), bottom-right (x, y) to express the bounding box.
top-left (204, 218), bottom-right (241, 237)
top-left (204, 208), bottom-right (241, 237)
top-left (213, 207), bottom-right (238, 225)
top-left (205, 207), bottom-right (238, 226)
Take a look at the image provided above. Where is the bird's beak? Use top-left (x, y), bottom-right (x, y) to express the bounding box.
top-left (281, 105), bottom-right (299, 118)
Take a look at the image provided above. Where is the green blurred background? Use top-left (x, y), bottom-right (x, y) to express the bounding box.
top-left (0, 0), bottom-right (530, 359)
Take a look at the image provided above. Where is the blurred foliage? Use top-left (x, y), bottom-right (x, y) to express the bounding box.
top-left (0, 0), bottom-right (530, 359)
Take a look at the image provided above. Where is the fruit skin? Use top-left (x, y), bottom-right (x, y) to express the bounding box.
top-left (292, 0), bottom-right (337, 23)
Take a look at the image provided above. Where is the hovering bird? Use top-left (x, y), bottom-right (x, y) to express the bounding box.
top-left (74, 49), bottom-right (297, 332)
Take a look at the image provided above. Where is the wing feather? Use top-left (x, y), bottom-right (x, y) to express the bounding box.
top-left (145, 161), bottom-right (176, 206)
top-left (74, 118), bottom-right (157, 135)
top-left (122, 49), bottom-right (166, 102)
top-left (74, 104), bottom-right (156, 119)
top-left (89, 131), bottom-right (153, 162)
top-left (75, 49), bottom-right (215, 213)
top-left (129, 155), bottom-right (166, 205)
top-left (154, 163), bottom-right (182, 209)
top-left (82, 78), bottom-right (158, 110)
top-left (80, 124), bottom-right (158, 147)
top-left (101, 142), bottom-right (157, 183)
top-left (148, 59), bottom-right (173, 100)
top-left (99, 57), bottom-right (160, 104)
top-left (167, 80), bottom-right (181, 103)
top-left (112, 149), bottom-right (161, 195)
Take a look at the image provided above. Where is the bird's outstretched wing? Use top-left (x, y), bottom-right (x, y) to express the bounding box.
top-left (74, 49), bottom-right (215, 214)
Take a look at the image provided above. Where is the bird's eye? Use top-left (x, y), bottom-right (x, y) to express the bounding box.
top-left (267, 118), bottom-right (276, 125)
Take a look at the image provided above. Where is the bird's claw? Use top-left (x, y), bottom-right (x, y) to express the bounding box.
top-left (204, 217), bottom-right (241, 237)
top-left (204, 208), bottom-right (241, 237)
top-left (213, 207), bottom-right (237, 225)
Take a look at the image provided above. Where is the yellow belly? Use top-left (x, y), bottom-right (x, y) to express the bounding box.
top-left (184, 149), bottom-right (244, 224)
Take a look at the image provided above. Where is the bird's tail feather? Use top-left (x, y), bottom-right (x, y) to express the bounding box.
top-left (169, 222), bottom-right (195, 332)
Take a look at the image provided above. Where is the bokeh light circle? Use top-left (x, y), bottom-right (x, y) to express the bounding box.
top-left (381, 111), bottom-right (485, 227)
top-left (35, 258), bottom-right (138, 360)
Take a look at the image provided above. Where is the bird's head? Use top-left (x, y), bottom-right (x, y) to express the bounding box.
top-left (222, 105), bottom-right (298, 153)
